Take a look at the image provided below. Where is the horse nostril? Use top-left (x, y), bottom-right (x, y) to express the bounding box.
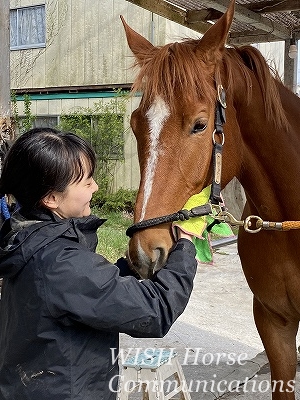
top-left (151, 247), bottom-right (168, 273)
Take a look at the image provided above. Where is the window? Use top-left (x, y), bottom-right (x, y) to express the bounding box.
top-left (33, 116), bottom-right (59, 128)
top-left (10, 5), bottom-right (46, 50)
top-left (15, 116), bottom-right (59, 137)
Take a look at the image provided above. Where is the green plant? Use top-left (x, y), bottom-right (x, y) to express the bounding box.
top-left (11, 92), bottom-right (36, 134)
top-left (58, 91), bottom-right (128, 197)
top-left (100, 188), bottom-right (137, 213)
top-left (94, 211), bottom-right (133, 262)
top-left (11, 91), bottom-right (20, 130)
top-left (90, 189), bottom-right (107, 210)
top-left (91, 188), bottom-right (137, 213)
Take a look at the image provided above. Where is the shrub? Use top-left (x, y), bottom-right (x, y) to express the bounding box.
top-left (90, 188), bottom-right (107, 209)
top-left (58, 92), bottom-right (128, 198)
top-left (92, 188), bottom-right (137, 213)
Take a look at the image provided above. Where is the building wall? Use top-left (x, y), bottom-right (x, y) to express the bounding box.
top-left (10, 0), bottom-right (204, 191)
top-left (10, 0), bottom-right (155, 191)
top-left (254, 41), bottom-right (285, 80)
top-left (10, 0), bottom-right (150, 88)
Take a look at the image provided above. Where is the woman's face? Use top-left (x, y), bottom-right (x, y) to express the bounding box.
top-left (44, 158), bottom-right (98, 219)
top-left (53, 174), bottom-right (98, 219)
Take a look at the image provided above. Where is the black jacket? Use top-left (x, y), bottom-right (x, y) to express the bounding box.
top-left (0, 209), bottom-right (197, 400)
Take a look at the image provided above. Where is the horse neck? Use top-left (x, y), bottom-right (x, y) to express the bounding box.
top-left (233, 81), bottom-right (300, 220)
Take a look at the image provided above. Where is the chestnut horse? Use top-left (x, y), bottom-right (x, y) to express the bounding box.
top-left (122, 0), bottom-right (300, 398)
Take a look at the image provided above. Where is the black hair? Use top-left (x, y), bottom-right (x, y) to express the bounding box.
top-left (0, 127), bottom-right (96, 211)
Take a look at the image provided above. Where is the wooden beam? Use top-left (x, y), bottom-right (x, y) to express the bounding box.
top-left (186, 8), bottom-right (223, 23)
top-left (126, 0), bottom-right (185, 24)
top-left (126, 0), bottom-right (291, 40)
top-left (228, 30), bottom-right (283, 44)
top-left (200, 0), bottom-right (289, 39)
top-left (246, 0), bottom-right (300, 13)
top-left (126, 0), bottom-right (212, 34)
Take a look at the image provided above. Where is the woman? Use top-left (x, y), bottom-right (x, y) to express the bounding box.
top-left (0, 128), bottom-right (197, 400)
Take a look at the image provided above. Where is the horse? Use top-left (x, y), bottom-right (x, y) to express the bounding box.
top-left (121, 0), bottom-right (300, 398)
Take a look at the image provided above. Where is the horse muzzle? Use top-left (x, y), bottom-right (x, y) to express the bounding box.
top-left (127, 228), bottom-right (173, 278)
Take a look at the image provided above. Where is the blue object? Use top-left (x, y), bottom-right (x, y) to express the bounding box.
top-left (0, 197), bottom-right (10, 220)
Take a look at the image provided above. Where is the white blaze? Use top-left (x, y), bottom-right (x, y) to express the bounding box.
top-left (140, 97), bottom-right (170, 220)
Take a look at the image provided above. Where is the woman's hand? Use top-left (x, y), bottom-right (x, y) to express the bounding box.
top-left (177, 229), bottom-right (193, 242)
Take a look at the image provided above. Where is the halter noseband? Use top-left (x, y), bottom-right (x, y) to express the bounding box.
top-left (125, 85), bottom-right (227, 238)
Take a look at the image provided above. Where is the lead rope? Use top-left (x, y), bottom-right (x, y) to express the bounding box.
top-left (212, 211), bottom-right (300, 233)
top-left (282, 221), bottom-right (300, 230)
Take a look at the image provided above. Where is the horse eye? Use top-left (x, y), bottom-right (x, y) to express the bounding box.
top-left (191, 120), bottom-right (207, 134)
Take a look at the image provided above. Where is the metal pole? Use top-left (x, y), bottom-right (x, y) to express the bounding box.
top-left (0, 0), bottom-right (14, 142)
top-left (0, 0), bottom-right (12, 293)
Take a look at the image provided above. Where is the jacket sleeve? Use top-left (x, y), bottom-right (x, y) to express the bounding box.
top-left (115, 257), bottom-right (141, 278)
top-left (43, 238), bottom-right (197, 338)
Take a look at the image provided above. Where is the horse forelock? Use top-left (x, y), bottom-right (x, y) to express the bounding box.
top-left (131, 39), bottom-right (216, 111)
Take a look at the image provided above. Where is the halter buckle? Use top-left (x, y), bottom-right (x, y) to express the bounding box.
top-left (212, 129), bottom-right (225, 145)
top-left (217, 85), bottom-right (227, 108)
top-left (210, 203), bottom-right (225, 217)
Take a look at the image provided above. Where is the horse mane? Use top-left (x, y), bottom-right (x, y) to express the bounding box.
top-left (223, 45), bottom-right (287, 128)
top-left (131, 39), bottom-right (287, 129)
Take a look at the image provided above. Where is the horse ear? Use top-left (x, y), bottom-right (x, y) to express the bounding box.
top-left (197, 0), bottom-right (235, 60)
top-left (120, 16), bottom-right (155, 64)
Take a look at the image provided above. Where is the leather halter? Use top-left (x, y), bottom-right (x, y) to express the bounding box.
top-left (126, 84), bottom-right (300, 237)
top-left (126, 85), bottom-right (227, 238)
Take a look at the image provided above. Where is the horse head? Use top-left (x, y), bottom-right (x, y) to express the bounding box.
top-left (121, 0), bottom-right (242, 278)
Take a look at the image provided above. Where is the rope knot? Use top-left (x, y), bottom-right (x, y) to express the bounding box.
top-left (177, 209), bottom-right (190, 221)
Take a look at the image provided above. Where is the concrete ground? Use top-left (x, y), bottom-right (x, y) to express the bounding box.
top-left (119, 243), bottom-right (300, 399)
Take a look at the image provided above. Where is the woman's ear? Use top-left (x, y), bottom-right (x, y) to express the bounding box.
top-left (41, 192), bottom-right (60, 210)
